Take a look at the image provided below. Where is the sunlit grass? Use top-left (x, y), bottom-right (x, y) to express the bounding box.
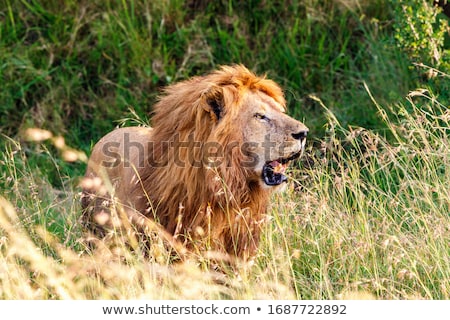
top-left (1, 87), bottom-right (448, 299)
top-left (266, 88), bottom-right (449, 299)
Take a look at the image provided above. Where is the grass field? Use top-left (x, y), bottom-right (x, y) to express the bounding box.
top-left (0, 0), bottom-right (449, 299)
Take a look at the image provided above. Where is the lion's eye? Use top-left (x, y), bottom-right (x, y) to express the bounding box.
top-left (255, 113), bottom-right (270, 122)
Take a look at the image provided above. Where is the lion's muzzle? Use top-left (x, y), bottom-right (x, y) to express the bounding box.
top-left (262, 128), bottom-right (308, 186)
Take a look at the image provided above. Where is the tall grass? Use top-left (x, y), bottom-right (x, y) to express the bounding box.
top-left (269, 88), bottom-right (449, 299)
top-left (1, 87), bottom-right (448, 299)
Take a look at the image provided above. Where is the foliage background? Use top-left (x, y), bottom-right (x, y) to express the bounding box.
top-left (0, 0), bottom-right (449, 299)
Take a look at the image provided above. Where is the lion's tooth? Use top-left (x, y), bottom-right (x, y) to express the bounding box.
top-left (272, 161), bottom-right (285, 174)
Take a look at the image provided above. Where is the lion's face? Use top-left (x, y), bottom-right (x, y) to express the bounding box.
top-left (237, 91), bottom-right (308, 188)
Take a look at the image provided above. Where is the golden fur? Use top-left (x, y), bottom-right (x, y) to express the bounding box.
top-left (81, 65), bottom-right (308, 260)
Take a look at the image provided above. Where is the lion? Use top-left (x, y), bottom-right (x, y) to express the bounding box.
top-left (81, 65), bottom-right (308, 260)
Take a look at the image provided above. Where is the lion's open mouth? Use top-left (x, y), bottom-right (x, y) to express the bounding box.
top-left (262, 151), bottom-right (302, 186)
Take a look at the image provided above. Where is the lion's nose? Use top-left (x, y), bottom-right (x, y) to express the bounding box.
top-left (292, 130), bottom-right (308, 142)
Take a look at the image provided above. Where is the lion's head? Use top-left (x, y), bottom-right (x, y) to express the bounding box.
top-left (83, 65), bottom-right (308, 259)
top-left (149, 65), bottom-right (308, 194)
top-left (220, 81), bottom-right (308, 188)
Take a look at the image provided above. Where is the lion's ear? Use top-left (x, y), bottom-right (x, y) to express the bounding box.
top-left (202, 86), bottom-right (224, 122)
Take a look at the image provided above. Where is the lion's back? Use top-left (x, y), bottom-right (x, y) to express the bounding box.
top-left (81, 126), bottom-right (154, 230)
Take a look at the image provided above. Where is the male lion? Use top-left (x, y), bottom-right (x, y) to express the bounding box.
top-left (81, 65), bottom-right (308, 260)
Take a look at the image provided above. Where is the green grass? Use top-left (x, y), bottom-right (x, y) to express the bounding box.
top-left (0, 0), bottom-right (449, 299)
